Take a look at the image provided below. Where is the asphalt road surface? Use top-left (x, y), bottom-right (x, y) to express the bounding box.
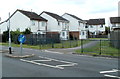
top-left (1, 45), bottom-right (119, 79)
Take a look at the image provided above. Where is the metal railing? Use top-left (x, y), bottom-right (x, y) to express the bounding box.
top-left (80, 39), bottom-right (120, 57)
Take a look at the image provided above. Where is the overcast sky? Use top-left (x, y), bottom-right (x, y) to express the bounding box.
top-left (0, 0), bottom-right (119, 25)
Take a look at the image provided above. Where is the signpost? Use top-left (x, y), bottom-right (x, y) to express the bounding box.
top-left (18, 34), bottom-right (26, 55)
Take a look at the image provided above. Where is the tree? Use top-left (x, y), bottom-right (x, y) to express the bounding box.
top-left (2, 30), bottom-right (9, 42)
top-left (23, 28), bottom-right (31, 34)
top-left (105, 27), bottom-right (110, 35)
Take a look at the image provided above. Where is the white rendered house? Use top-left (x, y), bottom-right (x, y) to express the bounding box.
top-left (40, 11), bottom-right (69, 40)
top-left (110, 17), bottom-right (120, 31)
top-left (0, 9), bottom-right (47, 34)
top-left (0, 21), bottom-right (8, 34)
top-left (86, 19), bottom-right (105, 35)
top-left (62, 13), bottom-right (88, 39)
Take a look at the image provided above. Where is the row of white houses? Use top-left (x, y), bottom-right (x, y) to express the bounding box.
top-left (0, 9), bottom-right (106, 40)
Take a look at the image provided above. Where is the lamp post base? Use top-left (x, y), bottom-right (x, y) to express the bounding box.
top-left (9, 47), bottom-right (12, 54)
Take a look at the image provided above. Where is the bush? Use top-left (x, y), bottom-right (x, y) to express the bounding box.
top-left (2, 29), bottom-right (21, 43)
top-left (2, 30), bottom-right (9, 42)
top-left (2, 28), bottom-right (32, 43)
top-left (11, 30), bottom-right (21, 44)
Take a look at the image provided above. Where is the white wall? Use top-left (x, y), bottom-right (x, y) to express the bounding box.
top-left (60, 31), bottom-right (68, 40)
top-left (88, 25), bottom-right (105, 35)
top-left (30, 20), bottom-right (47, 34)
top-left (62, 14), bottom-right (79, 31)
top-left (0, 22), bottom-right (8, 34)
top-left (7, 11), bottom-right (31, 32)
top-left (80, 31), bottom-right (87, 39)
top-left (62, 14), bottom-right (88, 39)
top-left (40, 13), bottom-right (61, 32)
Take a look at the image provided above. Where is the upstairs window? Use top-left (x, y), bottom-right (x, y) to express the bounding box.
top-left (65, 23), bottom-right (68, 27)
top-left (58, 21), bottom-right (60, 26)
top-left (85, 26), bottom-right (88, 28)
top-left (42, 22), bottom-right (46, 27)
top-left (90, 25), bottom-right (93, 28)
top-left (112, 24), bottom-right (116, 27)
top-left (31, 20), bottom-right (35, 26)
top-left (100, 25), bottom-right (103, 28)
top-left (79, 22), bottom-right (80, 26)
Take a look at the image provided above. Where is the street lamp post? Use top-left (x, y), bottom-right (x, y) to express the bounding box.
top-left (8, 12), bottom-right (12, 54)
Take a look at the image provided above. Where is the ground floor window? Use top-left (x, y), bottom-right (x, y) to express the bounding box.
top-left (81, 31), bottom-right (85, 35)
top-left (62, 32), bottom-right (65, 36)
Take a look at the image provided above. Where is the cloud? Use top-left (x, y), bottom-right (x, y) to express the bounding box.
top-left (0, 0), bottom-right (119, 22)
top-left (90, 7), bottom-right (117, 14)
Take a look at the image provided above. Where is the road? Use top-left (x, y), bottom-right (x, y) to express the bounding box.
top-left (1, 45), bottom-right (119, 79)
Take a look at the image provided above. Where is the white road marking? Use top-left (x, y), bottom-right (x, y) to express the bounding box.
top-left (20, 56), bottom-right (77, 69)
top-left (100, 69), bottom-right (119, 74)
top-left (39, 56), bottom-right (78, 65)
top-left (104, 74), bottom-right (120, 78)
top-left (56, 63), bottom-right (76, 67)
top-left (20, 59), bottom-right (64, 69)
top-left (100, 69), bottom-right (120, 78)
top-left (32, 60), bottom-right (52, 62)
top-left (44, 50), bottom-right (63, 54)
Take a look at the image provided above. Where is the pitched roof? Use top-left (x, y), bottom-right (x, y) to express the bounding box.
top-left (110, 17), bottom-right (120, 23)
top-left (65, 13), bottom-right (82, 21)
top-left (42, 11), bottom-right (69, 22)
top-left (7, 9), bottom-right (47, 21)
top-left (87, 19), bottom-right (105, 25)
top-left (0, 20), bottom-right (6, 25)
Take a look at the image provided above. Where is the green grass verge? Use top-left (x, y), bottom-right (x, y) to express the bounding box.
top-left (0, 40), bottom-right (90, 50)
top-left (89, 38), bottom-right (108, 40)
top-left (75, 40), bottom-right (120, 57)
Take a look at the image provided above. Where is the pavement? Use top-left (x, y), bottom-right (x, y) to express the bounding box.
top-left (1, 45), bottom-right (119, 78)
top-left (0, 46), bottom-right (35, 58)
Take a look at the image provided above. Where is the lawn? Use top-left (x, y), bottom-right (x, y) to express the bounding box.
top-left (75, 40), bottom-right (120, 57)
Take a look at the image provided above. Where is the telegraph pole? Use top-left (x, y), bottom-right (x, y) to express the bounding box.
top-left (8, 12), bottom-right (12, 54)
